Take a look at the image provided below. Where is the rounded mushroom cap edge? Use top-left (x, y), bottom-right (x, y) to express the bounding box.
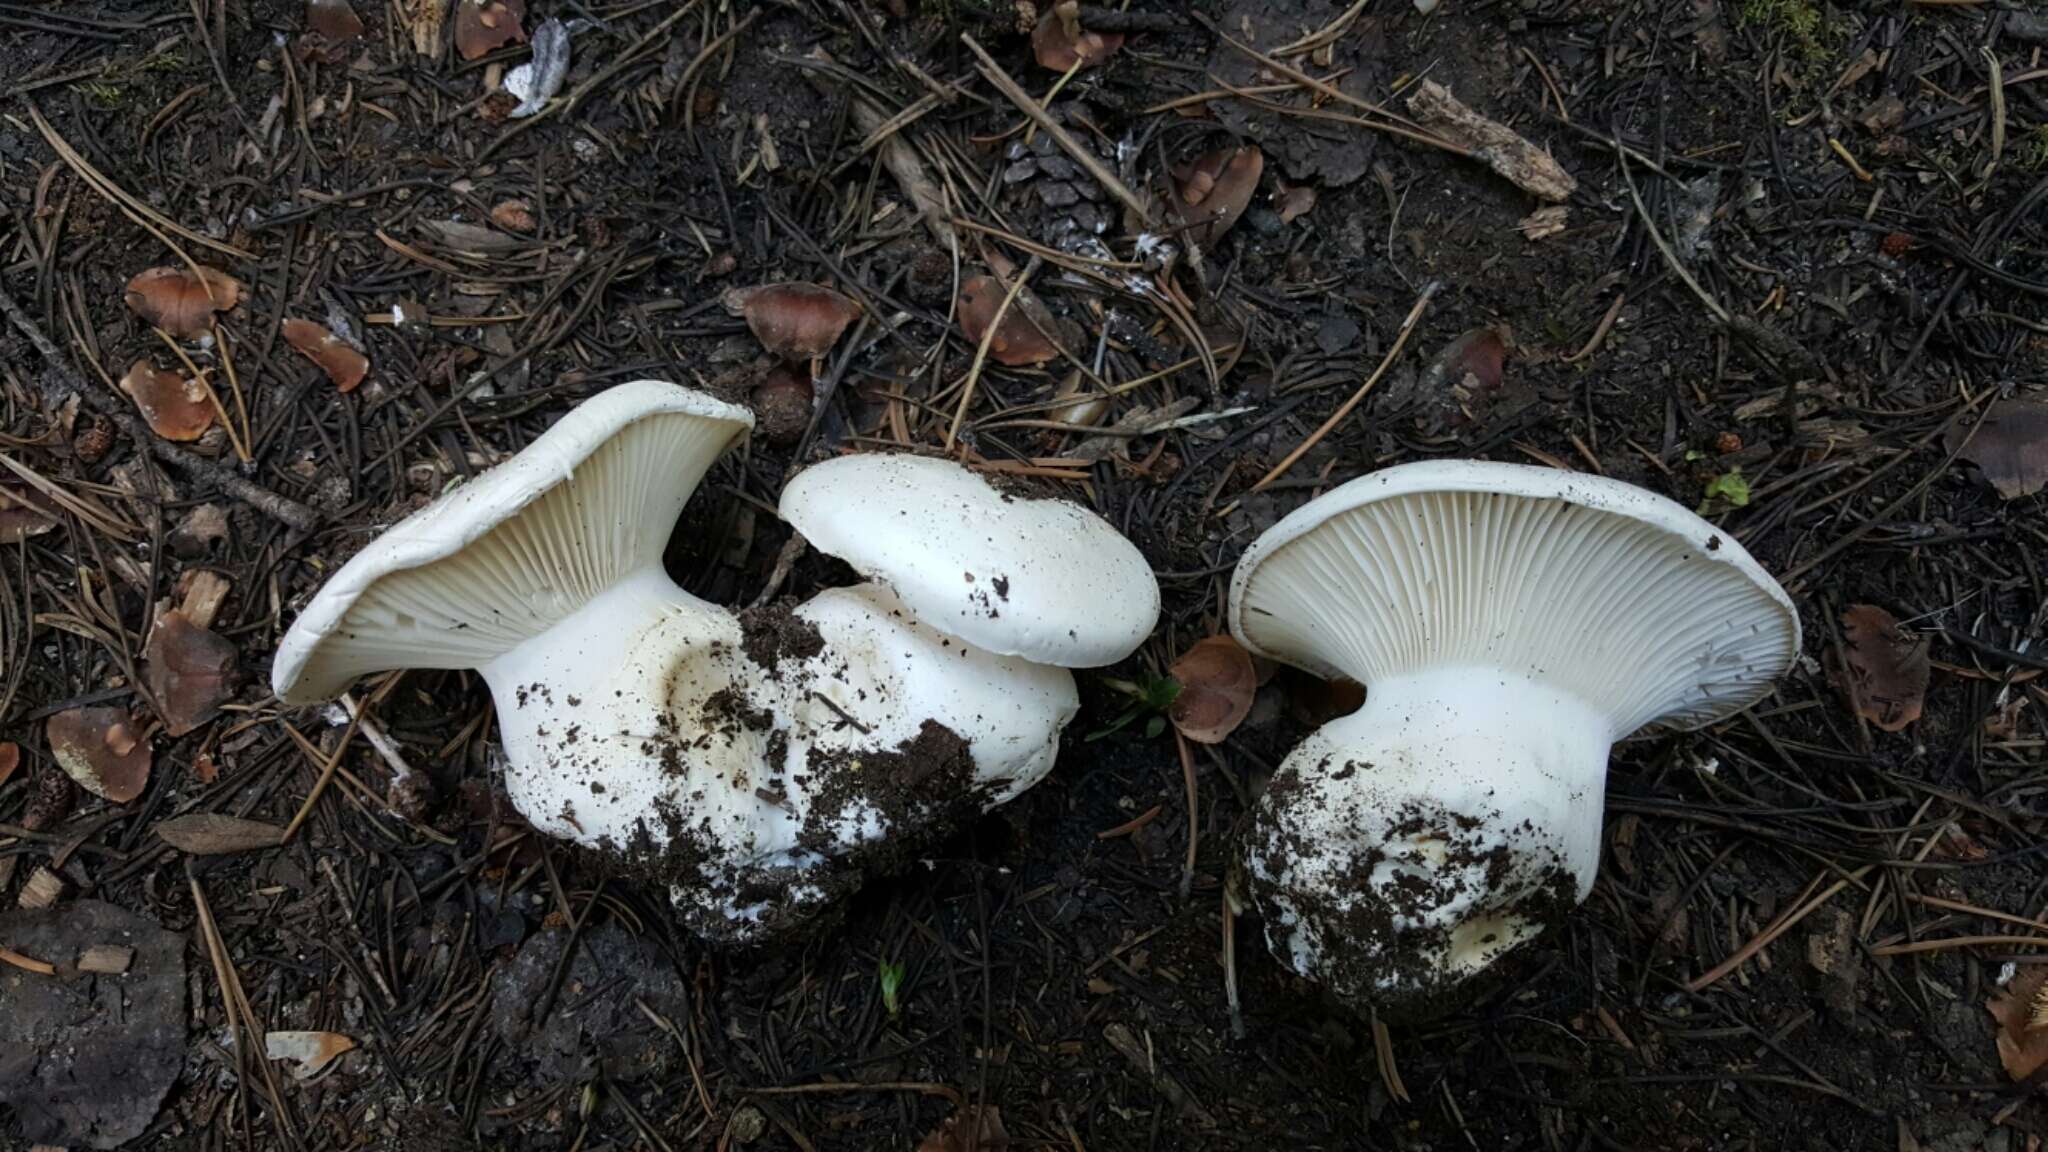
top-left (1226, 459), bottom-right (1802, 733)
top-left (272, 380), bottom-right (754, 705)
top-left (778, 454), bottom-right (1160, 667)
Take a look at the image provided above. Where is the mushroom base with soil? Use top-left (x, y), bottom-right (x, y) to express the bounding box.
top-left (1240, 666), bottom-right (1607, 1016)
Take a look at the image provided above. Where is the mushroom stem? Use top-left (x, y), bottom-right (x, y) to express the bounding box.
top-left (1241, 665), bottom-right (1613, 1009)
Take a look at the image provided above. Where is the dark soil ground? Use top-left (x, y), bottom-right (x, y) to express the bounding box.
top-left (2, 0), bottom-right (2047, 1149)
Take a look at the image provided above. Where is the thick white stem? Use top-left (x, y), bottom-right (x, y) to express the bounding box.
top-left (1243, 665), bottom-right (1615, 1009)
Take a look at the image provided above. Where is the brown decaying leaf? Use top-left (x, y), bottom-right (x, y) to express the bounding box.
top-left (916, 1104), bottom-right (1008, 1152)
top-left (156, 813), bottom-right (286, 856)
top-left (1947, 399), bottom-right (2048, 500)
top-left (1423, 326), bottom-right (1510, 398)
top-left (47, 707), bottom-right (151, 804)
top-left (124, 266), bottom-right (244, 338)
top-left (144, 609), bottom-right (239, 737)
top-left (723, 283), bottom-right (861, 363)
top-left (0, 742), bottom-right (16, 789)
top-left (0, 486), bottom-right (58, 544)
top-left (1169, 635), bottom-right (1257, 745)
top-left (1837, 605), bottom-right (1928, 732)
top-left (1174, 145), bottom-right (1263, 247)
top-left (1988, 967), bottom-right (2048, 1082)
top-left (453, 0), bottom-right (526, 60)
top-left (490, 198), bottom-right (536, 232)
top-left (1273, 181), bottom-right (1317, 224)
top-left (119, 359), bottom-right (215, 441)
top-left (1031, 1), bottom-right (1123, 71)
top-left (283, 318), bottom-right (370, 392)
top-left (956, 275), bottom-right (1058, 366)
top-left (306, 0), bottom-right (365, 40)
top-left (265, 1031), bottom-right (358, 1081)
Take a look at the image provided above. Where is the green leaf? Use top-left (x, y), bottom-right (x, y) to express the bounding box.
top-left (878, 957), bottom-right (906, 1017)
top-left (1144, 714), bottom-right (1166, 739)
top-left (1698, 468), bottom-right (1751, 514)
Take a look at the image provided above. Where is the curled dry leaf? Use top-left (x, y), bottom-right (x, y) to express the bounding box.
top-left (1031, 1), bottom-right (1123, 72)
top-left (750, 363), bottom-right (814, 446)
top-left (1273, 180), bottom-right (1317, 224)
top-left (119, 360), bottom-right (215, 441)
top-left (1421, 326), bottom-right (1510, 399)
top-left (284, 318), bottom-right (370, 392)
top-left (453, 0), bottom-right (525, 60)
top-left (144, 609), bottom-right (239, 737)
top-left (957, 275), bottom-right (1059, 367)
top-left (265, 1031), bottom-right (358, 1081)
top-left (124, 266), bottom-right (243, 338)
top-left (47, 707), bottom-right (151, 804)
top-left (1946, 399), bottom-right (2048, 500)
top-left (156, 813), bottom-right (286, 856)
top-left (0, 486), bottom-right (58, 544)
top-left (306, 0), bottom-right (365, 41)
top-left (1837, 604), bottom-right (1928, 732)
top-left (723, 283), bottom-right (861, 363)
top-left (1988, 967), bottom-right (2048, 1082)
top-left (490, 198), bottom-right (537, 232)
top-left (1169, 635), bottom-right (1257, 744)
top-left (1173, 145), bottom-right (1263, 247)
top-left (916, 1104), bottom-right (1008, 1152)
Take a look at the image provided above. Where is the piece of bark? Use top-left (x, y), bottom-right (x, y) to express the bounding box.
top-left (76, 945), bottom-right (133, 975)
top-left (1405, 81), bottom-right (1576, 202)
top-left (18, 868), bottom-right (62, 910)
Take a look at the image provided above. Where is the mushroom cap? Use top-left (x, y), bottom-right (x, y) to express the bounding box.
top-left (1229, 460), bottom-right (1799, 733)
top-left (273, 380), bottom-right (752, 704)
top-left (778, 454), bottom-right (1159, 667)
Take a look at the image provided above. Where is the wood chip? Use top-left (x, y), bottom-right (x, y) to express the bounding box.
top-left (19, 867), bottom-right (63, 910)
top-left (77, 944), bottom-right (134, 974)
top-left (1405, 80), bottom-right (1577, 202)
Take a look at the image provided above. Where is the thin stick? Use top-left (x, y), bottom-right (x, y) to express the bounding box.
top-left (944, 254), bottom-right (1042, 451)
top-left (1617, 144), bottom-right (1730, 325)
top-left (1241, 281), bottom-right (1439, 498)
top-left (281, 714), bottom-right (361, 841)
top-left (155, 328), bottom-right (250, 463)
top-left (190, 866), bottom-right (300, 1147)
top-left (959, 34), bottom-right (1152, 226)
top-left (1687, 865), bottom-right (1871, 992)
top-left (1871, 935), bottom-right (2048, 957)
top-left (0, 946), bottom-right (55, 975)
top-left (1221, 888), bottom-right (1244, 1039)
top-left (30, 105), bottom-right (252, 262)
top-left (1175, 728), bottom-right (1199, 900)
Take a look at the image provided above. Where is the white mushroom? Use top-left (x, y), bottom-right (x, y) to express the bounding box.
top-left (1227, 460), bottom-right (1799, 1014)
top-left (777, 452), bottom-right (1160, 812)
top-left (273, 391), bottom-right (1163, 942)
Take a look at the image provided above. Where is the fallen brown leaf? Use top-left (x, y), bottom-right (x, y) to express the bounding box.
top-left (1031, 1), bottom-right (1123, 71)
top-left (0, 486), bottom-right (57, 544)
top-left (1946, 399), bottom-right (2048, 500)
top-left (265, 1031), bottom-right (357, 1080)
top-left (1421, 326), bottom-right (1511, 400)
top-left (723, 283), bottom-right (861, 363)
top-left (124, 266), bottom-right (243, 338)
top-left (1837, 605), bottom-right (1928, 732)
top-left (283, 318), bottom-right (370, 392)
top-left (1169, 635), bottom-right (1257, 745)
top-left (156, 813), bottom-right (286, 856)
top-left (0, 742), bottom-right (16, 789)
top-left (144, 609), bottom-right (239, 737)
top-left (490, 198), bottom-right (536, 232)
top-left (957, 275), bottom-right (1059, 366)
top-left (453, 0), bottom-right (525, 60)
top-left (1988, 967), bottom-right (2048, 1081)
top-left (306, 0), bottom-right (365, 41)
top-left (1273, 180), bottom-right (1317, 224)
top-left (119, 360), bottom-right (215, 441)
top-left (916, 1104), bottom-right (1008, 1152)
top-left (46, 707), bottom-right (151, 804)
top-left (1174, 145), bottom-right (1263, 247)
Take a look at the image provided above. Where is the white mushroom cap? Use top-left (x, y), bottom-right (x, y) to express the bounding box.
top-left (779, 454), bottom-right (1159, 667)
top-left (273, 380), bottom-right (754, 704)
top-left (1228, 460), bottom-right (1799, 1013)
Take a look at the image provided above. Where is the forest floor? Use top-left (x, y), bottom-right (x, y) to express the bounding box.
top-left (3, 0), bottom-right (2048, 1149)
